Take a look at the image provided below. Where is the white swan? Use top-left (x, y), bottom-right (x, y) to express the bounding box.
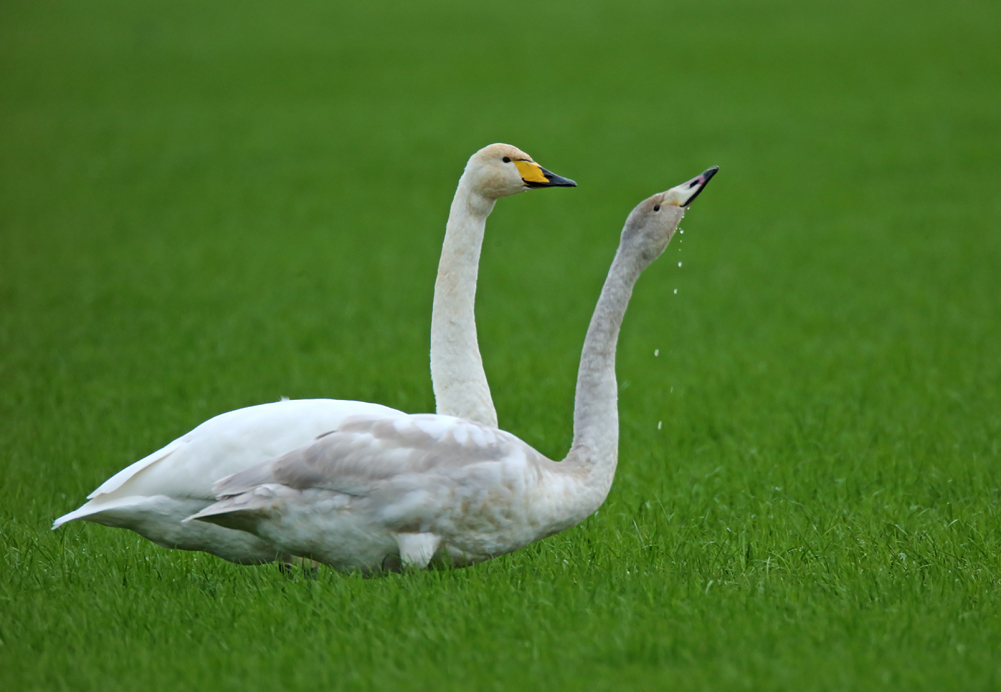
top-left (52, 144), bottom-right (576, 564)
top-left (187, 166), bottom-right (718, 572)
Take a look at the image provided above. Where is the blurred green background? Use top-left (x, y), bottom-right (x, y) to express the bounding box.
top-left (2, 1), bottom-right (999, 690)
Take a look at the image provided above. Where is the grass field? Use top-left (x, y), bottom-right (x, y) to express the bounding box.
top-left (2, 0), bottom-right (1000, 689)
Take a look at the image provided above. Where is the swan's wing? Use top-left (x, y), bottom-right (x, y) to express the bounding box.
top-left (55, 399), bottom-right (403, 529)
top-left (191, 413), bottom-right (571, 558)
top-left (87, 438), bottom-right (185, 499)
top-left (212, 413), bottom-right (536, 500)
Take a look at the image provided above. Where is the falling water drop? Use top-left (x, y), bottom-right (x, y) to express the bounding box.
top-left (673, 288), bottom-right (678, 294)
top-left (678, 261), bottom-right (682, 267)
top-left (657, 421), bottom-right (662, 430)
top-left (679, 229), bottom-right (684, 234)
top-left (654, 349), bottom-right (660, 357)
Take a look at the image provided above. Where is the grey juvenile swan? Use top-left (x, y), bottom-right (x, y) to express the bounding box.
top-left (187, 166), bottom-right (718, 572)
top-left (52, 144), bottom-right (576, 564)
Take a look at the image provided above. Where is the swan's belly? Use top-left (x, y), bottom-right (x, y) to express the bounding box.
top-left (418, 465), bottom-right (601, 562)
top-left (255, 491), bottom-right (399, 573)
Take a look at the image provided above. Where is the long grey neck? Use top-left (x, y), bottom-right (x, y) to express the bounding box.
top-left (430, 174), bottom-right (499, 428)
top-left (563, 244), bottom-right (645, 491)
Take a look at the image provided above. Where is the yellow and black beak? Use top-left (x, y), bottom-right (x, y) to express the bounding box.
top-left (514, 160), bottom-right (577, 188)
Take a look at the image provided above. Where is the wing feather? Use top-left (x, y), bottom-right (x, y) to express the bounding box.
top-left (212, 414), bottom-right (543, 501)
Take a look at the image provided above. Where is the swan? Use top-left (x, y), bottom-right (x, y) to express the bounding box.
top-left (186, 166), bottom-right (718, 572)
top-left (52, 143), bottom-right (577, 564)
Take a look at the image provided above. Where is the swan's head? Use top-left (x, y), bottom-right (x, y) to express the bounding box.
top-left (622, 166), bottom-right (718, 264)
top-left (464, 143), bottom-right (577, 200)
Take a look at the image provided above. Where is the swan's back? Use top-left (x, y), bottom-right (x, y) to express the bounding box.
top-left (53, 398), bottom-right (399, 530)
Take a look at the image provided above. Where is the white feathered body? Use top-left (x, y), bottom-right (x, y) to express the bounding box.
top-left (52, 143), bottom-right (576, 565)
top-left (53, 399), bottom-right (395, 563)
top-left (190, 413), bottom-right (611, 573)
top-left (187, 179), bottom-right (708, 574)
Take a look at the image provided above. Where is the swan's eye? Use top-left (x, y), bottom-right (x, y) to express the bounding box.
top-left (653, 205), bottom-right (661, 212)
top-left (502, 156), bottom-right (511, 163)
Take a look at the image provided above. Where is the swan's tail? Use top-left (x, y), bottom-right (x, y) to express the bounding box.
top-left (52, 504), bottom-right (94, 529)
top-left (52, 497), bottom-right (151, 530)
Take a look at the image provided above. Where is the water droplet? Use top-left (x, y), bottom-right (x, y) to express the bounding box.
top-left (673, 288), bottom-right (678, 294)
top-left (679, 229), bottom-right (684, 234)
top-left (657, 421), bottom-right (662, 430)
top-left (670, 387), bottom-right (674, 393)
top-left (654, 349), bottom-right (659, 357)
top-left (678, 261), bottom-right (682, 267)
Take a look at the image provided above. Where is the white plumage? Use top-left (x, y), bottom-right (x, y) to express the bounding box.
top-left (189, 412), bottom-right (596, 570)
top-left (53, 399), bottom-right (394, 563)
top-left (53, 144), bottom-right (576, 564)
top-left (188, 167), bottom-right (719, 572)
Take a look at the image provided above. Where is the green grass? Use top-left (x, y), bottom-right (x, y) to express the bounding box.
top-left (2, 0), bottom-right (1000, 689)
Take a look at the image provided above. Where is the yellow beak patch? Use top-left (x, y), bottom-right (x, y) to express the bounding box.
top-left (514, 160), bottom-right (549, 185)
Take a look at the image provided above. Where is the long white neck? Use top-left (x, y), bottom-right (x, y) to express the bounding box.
top-left (430, 174), bottom-right (499, 428)
top-left (562, 244), bottom-right (646, 494)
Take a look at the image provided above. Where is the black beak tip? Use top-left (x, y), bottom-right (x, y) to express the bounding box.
top-left (681, 166), bottom-right (719, 206)
top-left (529, 166), bottom-right (577, 189)
top-left (525, 175), bottom-right (577, 189)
